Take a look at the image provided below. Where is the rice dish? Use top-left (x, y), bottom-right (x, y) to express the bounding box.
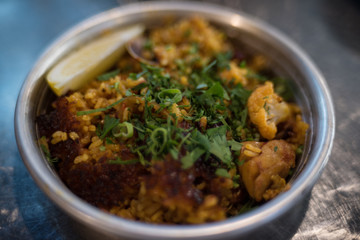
top-left (37, 18), bottom-right (308, 224)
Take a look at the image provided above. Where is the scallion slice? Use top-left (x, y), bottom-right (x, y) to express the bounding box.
top-left (112, 122), bottom-right (134, 140)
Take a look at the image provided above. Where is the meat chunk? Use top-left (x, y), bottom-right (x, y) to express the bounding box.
top-left (239, 140), bottom-right (295, 202)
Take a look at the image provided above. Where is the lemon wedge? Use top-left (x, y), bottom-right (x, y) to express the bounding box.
top-left (47, 24), bottom-right (145, 96)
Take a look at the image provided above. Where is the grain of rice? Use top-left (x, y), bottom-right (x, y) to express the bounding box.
top-left (74, 153), bottom-right (89, 164)
top-left (69, 132), bottom-right (79, 140)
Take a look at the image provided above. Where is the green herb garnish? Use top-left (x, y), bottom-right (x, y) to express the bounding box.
top-left (228, 140), bottom-right (243, 151)
top-left (202, 60), bottom-right (217, 74)
top-left (239, 60), bottom-right (247, 68)
top-left (105, 137), bottom-right (114, 145)
top-left (215, 168), bottom-right (231, 178)
top-left (296, 145), bottom-right (304, 155)
top-left (99, 115), bottom-right (120, 139)
top-left (157, 89), bottom-right (182, 106)
top-left (39, 136), bottom-right (58, 165)
top-left (76, 98), bottom-right (125, 116)
top-left (216, 51), bottom-right (232, 70)
top-left (108, 157), bottom-right (139, 165)
top-left (181, 148), bottom-right (206, 169)
top-left (97, 69), bottom-right (120, 81)
top-left (129, 69), bottom-right (148, 80)
top-left (263, 101), bottom-right (270, 115)
top-left (238, 200), bottom-right (256, 214)
top-left (125, 89), bottom-right (133, 97)
top-left (112, 122), bottom-right (134, 140)
top-left (132, 82), bottom-right (148, 91)
top-left (207, 126), bottom-right (232, 167)
top-left (205, 82), bottom-right (230, 100)
top-left (149, 127), bottom-right (168, 157)
top-left (237, 159), bottom-right (245, 166)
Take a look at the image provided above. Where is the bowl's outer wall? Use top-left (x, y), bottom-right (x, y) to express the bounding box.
top-left (15, 2), bottom-right (335, 240)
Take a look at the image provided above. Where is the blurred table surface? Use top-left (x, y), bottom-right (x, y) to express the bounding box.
top-left (1, 0), bottom-right (359, 239)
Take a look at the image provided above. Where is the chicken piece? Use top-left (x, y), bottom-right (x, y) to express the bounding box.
top-left (239, 140), bottom-right (295, 202)
top-left (247, 81), bottom-right (290, 140)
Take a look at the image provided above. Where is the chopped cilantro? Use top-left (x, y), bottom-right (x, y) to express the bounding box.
top-left (202, 60), bottom-right (217, 74)
top-left (181, 148), bottom-right (205, 169)
top-left (274, 146), bottom-right (278, 152)
top-left (99, 115), bottom-right (120, 139)
top-left (205, 82), bottom-right (230, 100)
top-left (246, 71), bottom-right (267, 82)
top-left (216, 51), bottom-right (232, 70)
top-left (131, 82), bottom-right (148, 91)
top-left (263, 101), bottom-right (270, 115)
top-left (238, 200), bottom-right (256, 214)
top-left (191, 130), bottom-right (210, 151)
top-left (129, 69), bottom-right (148, 80)
top-left (228, 140), bottom-right (243, 151)
top-left (239, 60), bottom-right (247, 68)
top-left (230, 84), bottom-right (251, 106)
top-left (178, 104), bottom-right (190, 108)
top-left (207, 126), bottom-right (232, 167)
top-left (105, 137), bottom-right (114, 145)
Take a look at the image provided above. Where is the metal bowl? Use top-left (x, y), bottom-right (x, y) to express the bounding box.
top-left (15, 2), bottom-right (335, 239)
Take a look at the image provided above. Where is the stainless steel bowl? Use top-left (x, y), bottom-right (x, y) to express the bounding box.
top-left (15, 2), bottom-right (335, 239)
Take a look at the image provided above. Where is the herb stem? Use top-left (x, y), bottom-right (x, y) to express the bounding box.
top-left (76, 98), bottom-right (125, 116)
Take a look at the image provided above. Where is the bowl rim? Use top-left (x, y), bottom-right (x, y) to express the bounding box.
top-left (15, 1), bottom-right (335, 239)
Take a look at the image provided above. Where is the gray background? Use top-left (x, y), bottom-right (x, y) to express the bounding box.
top-left (1, 0), bottom-right (359, 239)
